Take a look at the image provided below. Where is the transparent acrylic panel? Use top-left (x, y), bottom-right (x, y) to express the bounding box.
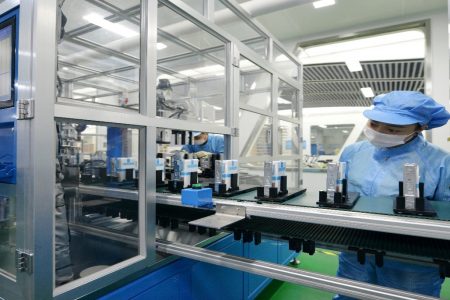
top-left (310, 124), bottom-right (355, 155)
top-left (214, 0), bottom-right (268, 59)
top-left (180, 0), bottom-right (205, 15)
top-left (240, 57), bottom-right (272, 111)
top-left (239, 161), bottom-right (264, 186)
top-left (158, 5), bottom-right (224, 50)
top-left (239, 110), bottom-right (272, 157)
top-left (57, 0), bottom-right (141, 110)
top-left (243, 38), bottom-right (268, 60)
top-left (278, 80), bottom-right (299, 119)
top-left (55, 121), bottom-right (140, 286)
top-left (155, 128), bottom-right (225, 193)
top-left (0, 24), bottom-right (13, 108)
top-left (273, 45), bottom-right (299, 80)
top-left (278, 120), bottom-right (300, 156)
top-left (0, 126), bottom-right (16, 277)
top-left (284, 159), bottom-right (301, 189)
top-left (157, 4), bottom-right (227, 125)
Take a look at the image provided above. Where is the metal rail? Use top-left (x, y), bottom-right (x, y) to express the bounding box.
top-left (155, 193), bottom-right (450, 241)
top-left (72, 189), bottom-right (450, 241)
top-left (156, 240), bottom-right (438, 300)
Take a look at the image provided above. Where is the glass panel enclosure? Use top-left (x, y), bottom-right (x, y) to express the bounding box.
top-left (157, 5), bottom-right (226, 125)
top-left (0, 12), bottom-right (16, 278)
top-left (310, 124), bottom-right (355, 155)
top-left (0, 24), bottom-right (13, 108)
top-left (55, 121), bottom-right (140, 286)
top-left (278, 120), bottom-right (300, 156)
top-left (57, 0), bottom-right (141, 110)
top-left (239, 110), bottom-right (272, 157)
top-left (180, 0), bottom-right (205, 15)
top-left (273, 45), bottom-right (299, 80)
top-left (214, 0), bottom-right (268, 59)
top-left (0, 179), bottom-right (15, 277)
top-left (278, 80), bottom-right (299, 119)
top-left (239, 57), bottom-right (272, 111)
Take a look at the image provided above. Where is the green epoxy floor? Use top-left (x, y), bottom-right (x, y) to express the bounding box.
top-left (257, 249), bottom-right (450, 300)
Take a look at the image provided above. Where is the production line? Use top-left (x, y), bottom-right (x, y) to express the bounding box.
top-left (0, 0), bottom-right (449, 299)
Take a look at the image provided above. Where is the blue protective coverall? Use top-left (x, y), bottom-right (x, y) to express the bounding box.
top-left (181, 134), bottom-right (225, 154)
top-left (335, 134), bottom-right (450, 299)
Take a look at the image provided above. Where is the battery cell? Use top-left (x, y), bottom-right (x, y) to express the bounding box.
top-left (403, 163), bottom-right (419, 210)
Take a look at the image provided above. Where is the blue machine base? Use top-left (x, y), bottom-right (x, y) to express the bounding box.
top-left (100, 235), bottom-right (296, 300)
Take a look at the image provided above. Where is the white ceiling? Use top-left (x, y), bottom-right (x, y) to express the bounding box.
top-left (253, 0), bottom-right (447, 44)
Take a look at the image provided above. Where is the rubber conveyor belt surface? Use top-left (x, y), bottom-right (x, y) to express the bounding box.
top-left (228, 217), bottom-right (450, 261)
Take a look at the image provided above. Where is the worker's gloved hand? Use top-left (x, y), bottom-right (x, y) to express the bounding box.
top-left (195, 151), bottom-right (212, 158)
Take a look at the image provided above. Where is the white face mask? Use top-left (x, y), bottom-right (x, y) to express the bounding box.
top-left (363, 126), bottom-right (416, 148)
top-left (194, 138), bottom-right (207, 146)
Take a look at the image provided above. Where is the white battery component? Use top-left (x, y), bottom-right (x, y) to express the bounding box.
top-left (263, 161), bottom-right (272, 196)
top-left (263, 161), bottom-right (286, 196)
top-left (336, 162), bottom-right (346, 193)
top-left (403, 163), bottom-right (419, 210)
top-left (111, 157), bottom-right (136, 182)
top-left (326, 163), bottom-right (339, 200)
top-left (156, 158), bottom-right (165, 182)
top-left (214, 160), bottom-right (239, 192)
top-left (180, 159), bottom-right (198, 187)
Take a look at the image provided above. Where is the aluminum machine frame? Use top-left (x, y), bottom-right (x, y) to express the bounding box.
top-left (0, 0), bottom-right (446, 299)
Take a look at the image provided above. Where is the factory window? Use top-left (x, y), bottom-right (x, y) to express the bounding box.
top-left (239, 56), bottom-right (272, 111)
top-left (55, 121), bottom-right (140, 287)
top-left (0, 20), bottom-right (14, 109)
top-left (56, 0), bottom-right (141, 110)
top-left (310, 124), bottom-right (354, 155)
top-left (157, 4), bottom-right (227, 125)
top-left (278, 80), bottom-right (299, 119)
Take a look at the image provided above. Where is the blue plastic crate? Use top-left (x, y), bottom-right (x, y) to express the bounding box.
top-left (181, 188), bottom-right (213, 208)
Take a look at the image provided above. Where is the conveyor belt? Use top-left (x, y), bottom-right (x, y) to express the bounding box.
top-left (228, 217), bottom-right (450, 261)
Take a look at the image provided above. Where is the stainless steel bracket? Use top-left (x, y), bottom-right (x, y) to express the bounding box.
top-left (16, 249), bottom-right (34, 274)
top-left (17, 99), bottom-right (35, 120)
top-left (189, 203), bottom-right (246, 229)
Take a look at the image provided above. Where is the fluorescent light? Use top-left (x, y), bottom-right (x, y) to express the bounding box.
top-left (305, 30), bottom-right (424, 56)
top-left (250, 82), bottom-right (256, 90)
top-left (212, 105), bottom-right (223, 111)
top-left (278, 97), bottom-right (291, 105)
top-left (342, 130), bottom-right (349, 133)
top-left (313, 0), bottom-right (335, 9)
top-left (62, 67), bottom-right (69, 71)
top-left (361, 87), bottom-right (374, 98)
top-left (318, 125), bottom-right (327, 129)
top-left (157, 43), bottom-right (167, 50)
top-left (345, 59), bottom-right (362, 72)
top-left (84, 13), bottom-right (138, 37)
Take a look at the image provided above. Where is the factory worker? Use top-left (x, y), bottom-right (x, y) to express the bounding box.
top-left (335, 91), bottom-right (450, 299)
top-left (181, 132), bottom-right (224, 154)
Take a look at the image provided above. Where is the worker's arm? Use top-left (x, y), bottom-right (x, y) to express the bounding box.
top-left (434, 155), bottom-right (450, 201)
top-left (181, 144), bottom-right (193, 153)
